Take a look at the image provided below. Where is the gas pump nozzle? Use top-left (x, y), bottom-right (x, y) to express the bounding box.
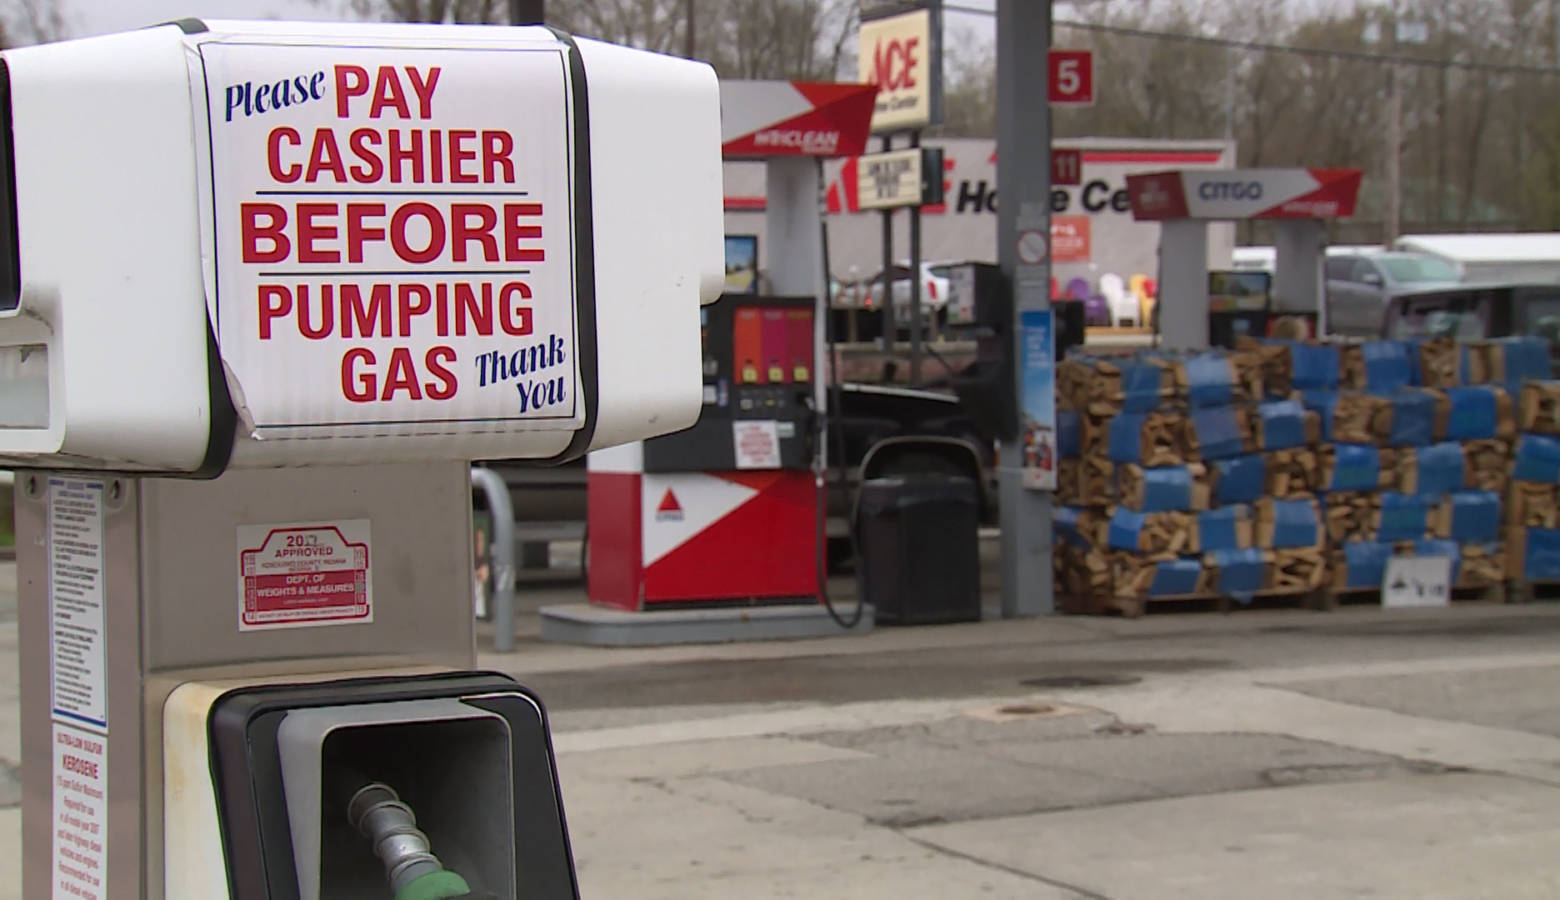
top-left (347, 783), bottom-right (485, 900)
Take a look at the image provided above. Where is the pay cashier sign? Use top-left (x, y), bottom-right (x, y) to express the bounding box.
top-left (199, 39), bottom-right (582, 436)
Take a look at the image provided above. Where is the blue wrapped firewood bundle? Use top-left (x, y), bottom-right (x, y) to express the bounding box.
top-left (1288, 342), bottom-right (1341, 391)
top-left (1319, 444), bottom-right (1393, 493)
top-left (1204, 547), bottom-right (1269, 596)
top-left (1327, 492), bottom-right (1431, 544)
top-left (1511, 528), bottom-right (1560, 581)
top-left (1106, 508), bottom-right (1195, 555)
top-left (1518, 381), bottom-right (1560, 435)
top-left (1194, 505), bottom-right (1253, 553)
top-left (1377, 492), bottom-right (1431, 542)
top-left (1430, 490), bottom-right (1501, 544)
top-left (1058, 355), bottom-right (1169, 413)
top-left (1186, 406), bottom-right (1253, 460)
top-left (1300, 389), bottom-right (1339, 442)
top-left (1331, 541), bottom-right (1395, 590)
top-left (1462, 336), bottom-right (1548, 388)
top-left (1422, 539), bottom-right (1504, 587)
top-left (1058, 409), bottom-right (1081, 459)
top-left (1253, 399), bottom-right (1319, 451)
top-left (1110, 554), bottom-right (1206, 598)
top-left (1115, 463), bottom-right (1210, 512)
top-left (1107, 410), bottom-right (1186, 466)
top-left (1396, 442), bottom-right (1464, 496)
top-left (1265, 446), bottom-right (1321, 497)
top-left (1408, 538), bottom-right (1504, 587)
top-left (1255, 496), bottom-right (1324, 549)
top-left (1330, 389), bottom-right (1436, 447)
top-left (1513, 434), bottom-right (1560, 484)
top-left (1211, 454), bottom-right (1265, 505)
top-left (1432, 385), bottom-right (1514, 442)
top-left (1509, 481), bottom-right (1560, 529)
top-left (1348, 340), bottom-right (1416, 394)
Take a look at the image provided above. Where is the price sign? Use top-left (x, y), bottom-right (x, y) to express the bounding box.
top-left (1051, 148), bottom-right (1082, 186)
top-left (1048, 49), bottom-right (1094, 106)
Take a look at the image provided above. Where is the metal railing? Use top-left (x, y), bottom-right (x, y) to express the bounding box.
top-left (470, 466), bottom-right (517, 653)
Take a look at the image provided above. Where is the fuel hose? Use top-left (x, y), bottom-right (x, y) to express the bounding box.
top-left (815, 161), bottom-right (866, 630)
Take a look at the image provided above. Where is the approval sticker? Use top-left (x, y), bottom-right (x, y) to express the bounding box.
top-left (237, 520), bottom-right (372, 630)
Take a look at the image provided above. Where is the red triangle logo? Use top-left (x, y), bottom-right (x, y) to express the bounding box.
top-left (655, 489), bottom-right (684, 520)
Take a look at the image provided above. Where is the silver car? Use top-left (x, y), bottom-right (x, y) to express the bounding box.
top-left (1324, 251), bottom-right (1463, 336)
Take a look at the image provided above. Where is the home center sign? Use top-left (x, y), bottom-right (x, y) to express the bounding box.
top-left (200, 38), bottom-right (582, 439)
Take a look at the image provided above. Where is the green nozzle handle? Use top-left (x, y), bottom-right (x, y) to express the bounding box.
top-left (394, 869), bottom-right (473, 900)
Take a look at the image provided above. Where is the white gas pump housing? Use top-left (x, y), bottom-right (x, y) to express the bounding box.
top-left (9, 19), bottom-right (722, 900)
top-left (0, 19), bottom-right (722, 473)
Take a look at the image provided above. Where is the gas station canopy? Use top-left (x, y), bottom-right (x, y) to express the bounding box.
top-left (719, 80), bottom-right (878, 158)
top-left (1126, 168), bottom-right (1363, 221)
top-left (1123, 168), bottom-right (1364, 348)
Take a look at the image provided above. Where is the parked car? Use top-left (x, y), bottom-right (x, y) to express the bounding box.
top-left (862, 261), bottom-right (954, 327)
top-left (1325, 251), bottom-right (1464, 336)
top-left (1380, 282), bottom-right (1560, 375)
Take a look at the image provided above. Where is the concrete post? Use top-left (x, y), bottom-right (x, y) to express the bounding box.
top-left (1157, 219), bottom-right (1211, 351)
top-left (996, 0), bottom-right (1054, 617)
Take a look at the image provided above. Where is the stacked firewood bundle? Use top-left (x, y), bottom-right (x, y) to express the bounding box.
top-left (1305, 338), bottom-right (1536, 593)
top-left (1054, 345), bottom-right (1328, 612)
top-left (1057, 336), bottom-right (1547, 610)
top-left (1506, 379), bottom-right (1560, 583)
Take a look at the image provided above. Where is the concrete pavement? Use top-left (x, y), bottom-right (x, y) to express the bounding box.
top-left (11, 563), bottom-right (1560, 896)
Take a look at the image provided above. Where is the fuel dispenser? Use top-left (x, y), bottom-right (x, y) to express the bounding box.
top-left (582, 80), bottom-right (877, 615)
top-left (588, 295), bottom-right (820, 607)
top-left (8, 20), bottom-right (722, 899)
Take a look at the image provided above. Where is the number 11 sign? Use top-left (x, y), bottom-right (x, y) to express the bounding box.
top-left (1048, 49), bottom-right (1094, 106)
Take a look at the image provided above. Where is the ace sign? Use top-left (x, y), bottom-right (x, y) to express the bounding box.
top-left (1048, 49), bottom-right (1095, 106)
top-left (858, 6), bottom-right (942, 133)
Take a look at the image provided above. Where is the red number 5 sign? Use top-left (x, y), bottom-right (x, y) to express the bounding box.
top-left (1048, 49), bottom-right (1094, 106)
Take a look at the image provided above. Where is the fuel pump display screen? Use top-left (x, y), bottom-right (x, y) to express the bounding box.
top-left (644, 295), bottom-right (816, 473)
top-left (1209, 270), bottom-right (1272, 312)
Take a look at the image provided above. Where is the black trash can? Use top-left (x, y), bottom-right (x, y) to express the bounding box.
top-left (855, 474), bottom-right (981, 625)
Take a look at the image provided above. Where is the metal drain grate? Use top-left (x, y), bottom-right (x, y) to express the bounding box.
top-left (995, 703), bottom-right (1056, 716)
top-left (1019, 673), bottom-right (1142, 689)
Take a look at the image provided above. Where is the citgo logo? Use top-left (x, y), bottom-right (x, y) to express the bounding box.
top-left (655, 489), bottom-right (684, 522)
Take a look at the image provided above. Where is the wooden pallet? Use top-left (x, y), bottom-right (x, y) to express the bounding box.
top-left (1064, 585), bottom-right (1325, 618)
top-left (1506, 580), bottom-right (1560, 604)
top-left (1318, 581), bottom-right (1507, 609)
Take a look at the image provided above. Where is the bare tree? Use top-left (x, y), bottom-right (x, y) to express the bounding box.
top-left (348, 0), bottom-right (856, 80)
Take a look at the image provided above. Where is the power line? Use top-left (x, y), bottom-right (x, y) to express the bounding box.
top-left (942, 4), bottom-right (1560, 77)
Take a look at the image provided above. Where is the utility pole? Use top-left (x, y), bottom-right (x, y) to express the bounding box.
top-left (1385, 0), bottom-right (1401, 249)
top-left (1436, 1), bottom-right (1448, 228)
top-left (510, 0), bottom-right (544, 25)
top-left (685, 0), bottom-right (696, 60)
top-left (995, 0), bottom-right (1053, 617)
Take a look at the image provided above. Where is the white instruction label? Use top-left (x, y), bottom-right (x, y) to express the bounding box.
top-left (51, 720), bottom-right (108, 898)
top-left (1383, 556), bottom-right (1453, 608)
top-left (237, 520), bottom-right (373, 630)
top-left (732, 420), bottom-right (781, 470)
top-left (47, 478), bottom-right (106, 728)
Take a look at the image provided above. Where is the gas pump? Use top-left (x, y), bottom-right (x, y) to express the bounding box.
top-left (582, 80), bottom-right (875, 617)
top-left (7, 20), bottom-right (722, 899)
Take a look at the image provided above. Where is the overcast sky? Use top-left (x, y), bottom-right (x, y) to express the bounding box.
top-left (10, 0), bottom-right (352, 41)
top-left (12, 0), bottom-right (1009, 44)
